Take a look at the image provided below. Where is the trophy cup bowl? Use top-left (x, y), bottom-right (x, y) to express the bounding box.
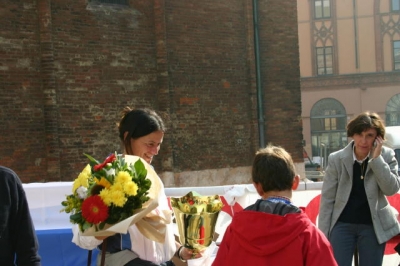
top-left (170, 192), bottom-right (223, 254)
top-left (173, 207), bottom-right (220, 252)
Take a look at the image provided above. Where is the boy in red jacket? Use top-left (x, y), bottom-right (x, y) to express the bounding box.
top-left (212, 144), bottom-right (337, 266)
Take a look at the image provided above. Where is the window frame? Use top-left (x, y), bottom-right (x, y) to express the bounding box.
top-left (310, 98), bottom-right (347, 165)
top-left (314, 0), bottom-right (331, 19)
top-left (316, 46), bottom-right (334, 76)
top-left (386, 94), bottom-right (400, 126)
top-left (394, 41), bottom-right (400, 71)
top-left (391, 0), bottom-right (400, 12)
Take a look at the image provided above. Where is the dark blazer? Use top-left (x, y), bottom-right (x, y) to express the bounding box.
top-left (0, 166), bottom-right (41, 266)
top-left (318, 141), bottom-right (400, 244)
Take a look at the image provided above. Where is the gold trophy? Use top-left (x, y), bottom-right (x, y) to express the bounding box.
top-left (171, 191), bottom-right (223, 254)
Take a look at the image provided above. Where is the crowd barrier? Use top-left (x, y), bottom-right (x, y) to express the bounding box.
top-left (23, 181), bottom-right (400, 266)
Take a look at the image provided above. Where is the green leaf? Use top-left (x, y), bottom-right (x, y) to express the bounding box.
top-left (84, 153), bottom-right (100, 165)
top-left (70, 213), bottom-right (84, 226)
top-left (82, 221), bottom-right (92, 231)
top-left (134, 159), bottom-right (147, 178)
top-left (99, 222), bottom-right (106, 230)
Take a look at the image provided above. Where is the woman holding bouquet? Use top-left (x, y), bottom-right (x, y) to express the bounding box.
top-left (72, 107), bottom-right (195, 266)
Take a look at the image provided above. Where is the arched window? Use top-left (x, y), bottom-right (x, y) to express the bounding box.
top-left (386, 93), bottom-right (400, 126)
top-left (310, 98), bottom-right (347, 166)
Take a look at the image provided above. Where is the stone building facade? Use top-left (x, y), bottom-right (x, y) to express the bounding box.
top-left (0, 0), bottom-right (303, 186)
top-left (298, 0), bottom-right (400, 168)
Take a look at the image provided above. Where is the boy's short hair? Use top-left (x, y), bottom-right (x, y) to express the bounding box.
top-left (346, 111), bottom-right (385, 139)
top-left (252, 144), bottom-right (296, 192)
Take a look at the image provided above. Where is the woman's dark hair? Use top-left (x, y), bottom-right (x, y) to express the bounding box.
top-left (346, 111), bottom-right (385, 139)
top-left (252, 144), bottom-right (296, 192)
top-left (118, 107), bottom-right (166, 154)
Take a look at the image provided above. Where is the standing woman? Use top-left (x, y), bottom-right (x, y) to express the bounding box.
top-left (73, 107), bottom-right (195, 266)
top-left (318, 111), bottom-right (400, 266)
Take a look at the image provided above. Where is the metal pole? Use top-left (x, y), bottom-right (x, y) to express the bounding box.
top-left (252, 0), bottom-right (266, 148)
top-left (320, 143), bottom-right (326, 169)
top-left (100, 238), bottom-right (107, 266)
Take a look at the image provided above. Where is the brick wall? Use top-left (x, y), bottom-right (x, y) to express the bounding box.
top-left (258, 0), bottom-right (303, 160)
top-left (0, 0), bottom-right (303, 186)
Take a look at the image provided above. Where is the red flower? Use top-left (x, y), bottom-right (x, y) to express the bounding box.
top-left (81, 195), bottom-right (109, 224)
top-left (93, 153), bottom-right (116, 171)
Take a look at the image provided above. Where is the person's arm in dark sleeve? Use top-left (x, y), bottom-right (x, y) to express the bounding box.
top-left (8, 169), bottom-right (41, 266)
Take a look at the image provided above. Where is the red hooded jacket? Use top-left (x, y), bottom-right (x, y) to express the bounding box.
top-left (212, 200), bottom-right (337, 266)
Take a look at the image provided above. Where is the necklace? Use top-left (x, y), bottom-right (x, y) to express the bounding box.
top-left (266, 195), bottom-right (291, 205)
top-left (360, 160), bottom-right (367, 179)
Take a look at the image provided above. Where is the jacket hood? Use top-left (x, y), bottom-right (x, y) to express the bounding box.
top-left (229, 209), bottom-right (311, 256)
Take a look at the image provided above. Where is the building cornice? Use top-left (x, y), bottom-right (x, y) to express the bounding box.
top-left (301, 72), bottom-right (400, 91)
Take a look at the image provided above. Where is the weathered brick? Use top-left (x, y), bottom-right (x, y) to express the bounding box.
top-left (0, 0), bottom-right (302, 185)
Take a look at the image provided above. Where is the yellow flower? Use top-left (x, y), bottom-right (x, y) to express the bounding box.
top-left (99, 189), bottom-right (112, 206)
top-left (96, 177), bottom-right (112, 189)
top-left (124, 181), bottom-right (138, 196)
top-left (81, 164), bottom-right (91, 176)
top-left (110, 190), bottom-right (127, 207)
top-left (110, 182), bottom-right (123, 193)
top-left (115, 171), bottom-right (131, 184)
top-left (72, 164), bottom-right (92, 193)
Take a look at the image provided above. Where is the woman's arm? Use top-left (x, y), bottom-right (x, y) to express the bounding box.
top-left (370, 147), bottom-right (400, 196)
top-left (318, 154), bottom-right (339, 238)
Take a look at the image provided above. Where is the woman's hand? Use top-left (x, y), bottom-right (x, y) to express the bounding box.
top-left (179, 246), bottom-right (202, 260)
top-left (372, 136), bottom-right (384, 159)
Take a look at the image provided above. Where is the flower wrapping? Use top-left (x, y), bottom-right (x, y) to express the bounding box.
top-left (61, 153), bottom-right (168, 241)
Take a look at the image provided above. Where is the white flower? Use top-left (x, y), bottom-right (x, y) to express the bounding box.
top-left (105, 168), bottom-right (115, 176)
top-left (76, 186), bottom-right (88, 199)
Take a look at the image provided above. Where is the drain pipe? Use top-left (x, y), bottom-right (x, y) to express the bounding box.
top-left (252, 0), bottom-right (266, 148)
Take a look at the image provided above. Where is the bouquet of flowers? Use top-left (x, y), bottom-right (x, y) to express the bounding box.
top-left (61, 152), bottom-right (158, 236)
top-left (171, 191), bottom-right (223, 253)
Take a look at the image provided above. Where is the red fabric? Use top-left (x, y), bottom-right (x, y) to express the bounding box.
top-left (220, 196), bottom-right (244, 217)
top-left (303, 194), bottom-right (321, 225)
top-left (385, 194), bottom-right (400, 255)
top-left (212, 210), bottom-right (337, 266)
